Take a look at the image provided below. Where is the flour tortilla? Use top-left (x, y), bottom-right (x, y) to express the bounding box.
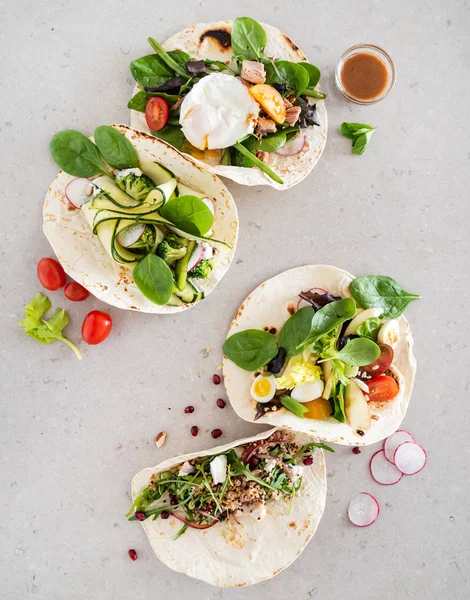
top-left (223, 265), bottom-right (417, 446)
top-left (43, 125), bottom-right (238, 313)
top-left (131, 427), bottom-right (326, 587)
top-left (130, 20), bottom-right (327, 190)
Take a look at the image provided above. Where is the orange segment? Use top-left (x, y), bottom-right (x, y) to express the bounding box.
top-left (249, 84), bottom-right (286, 124)
top-left (303, 397), bottom-right (332, 420)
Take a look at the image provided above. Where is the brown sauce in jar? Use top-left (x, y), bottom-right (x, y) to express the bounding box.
top-left (340, 52), bottom-right (388, 100)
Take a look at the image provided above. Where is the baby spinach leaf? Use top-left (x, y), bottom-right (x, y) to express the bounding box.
top-left (160, 195), bottom-right (214, 236)
top-left (356, 317), bottom-right (382, 341)
top-left (231, 17), bottom-right (267, 60)
top-left (93, 126), bottom-right (139, 169)
top-left (167, 49), bottom-right (191, 69)
top-left (128, 91), bottom-right (180, 112)
top-left (130, 54), bottom-right (173, 89)
top-left (147, 38), bottom-right (190, 79)
top-left (331, 382), bottom-right (346, 422)
top-left (236, 135), bottom-right (257, 168)
top-left (223, 329), bottom-right (278, 371)
top-left (301, 298), bottom-right (356, 349)
top-left (265, 60), bottom-right (309, 96)
top-left (300, 62), bottom-right (321, 88)
top-left (50, 130), bottom-right (107, 177)
top-left (133, 254), bottom-right (173, 305)
top-left (349, 275), bottom-right (421, 319)
top-left (325, 338), bottom-right (381, 366)
top-left (280, 396), bottom-right (309, 419)
top-left (279, 306), bottom-right (315, 356)
top-left (233, 142), bottom-right (283, 184)
top-left (257, 131), bottom-right (287, 153)
top-left (151, 125), bottom-right (186, 151)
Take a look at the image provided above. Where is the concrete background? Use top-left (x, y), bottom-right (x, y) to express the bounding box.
top-left (1, 0), bottom-right (469, 598)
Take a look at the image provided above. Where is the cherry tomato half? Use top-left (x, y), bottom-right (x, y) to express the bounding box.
top-left (361, 343), bottom-right (394, 377)
top-left (64, 282), bottom-right (90, 302)
top-left (82, 310), bottom-right (112, 345)
top-left (367, 375), bottom-right (399, 402)
top-left (145, 97), bottom-right (169, 131)
top-left (37, 257), bottom-right (66, 291)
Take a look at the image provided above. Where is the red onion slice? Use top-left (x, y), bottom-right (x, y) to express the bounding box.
top-left (171, 512), bottom-right (218, 529)
top-left (275, 132), bottom-right (306, 157)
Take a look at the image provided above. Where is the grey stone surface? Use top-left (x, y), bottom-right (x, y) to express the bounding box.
top-left (1, 0), bottom-right (469, 598)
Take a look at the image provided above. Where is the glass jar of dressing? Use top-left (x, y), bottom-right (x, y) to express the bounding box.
top-left (335, 44), bottom-right (396, 104)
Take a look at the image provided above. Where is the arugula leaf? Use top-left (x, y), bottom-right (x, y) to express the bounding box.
top-left (133, 255), bottom-right (174, 305)
top-left (323, 338), bottom-right (381, 366)
top-left (349, 275), bottom-right (421, 319)
top-left (300, 298), bottom-right (356, 350)
top-left (19, 293), bottom-right (81, 360)
top-left (50, 130), bottom-right (107, 177)
top-left (279, 306), bottom-right (315, 356)
top-left (93, 126), bottom-right (139, 169)
top-left (128, 91), bottom-right (180, 113)
top-left (227, 450), bottom-right (279, 492)
top-left (340, 122), bottom-right (376, 155)
top-left (130, 54), bottom-right (173, 89)
top-left (160, 195), bottom-right (214, 236)
top-left (280, 396), bottom-right (309, 418)
top-left (223, 329), bottom-right (278, 371)
top-left (231, 17), bottom-right (267, 60)
top-left (356, 317), bottom-right (382, 340)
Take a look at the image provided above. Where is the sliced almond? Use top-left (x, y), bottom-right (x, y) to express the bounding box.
top-left (155, 432), bottom-right (167, 448)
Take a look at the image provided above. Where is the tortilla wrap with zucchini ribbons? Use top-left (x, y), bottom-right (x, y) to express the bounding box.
top-left (43, 125), bottom-right (238, 314)
top-left (130, 20), bottom-right (327, 190)
top-left (131, 428), bottom-right (326, 587)
top-left (223, 265), bottom-right (417, 446)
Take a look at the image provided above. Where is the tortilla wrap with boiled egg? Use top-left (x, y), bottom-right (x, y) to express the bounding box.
top-left (131, 427), bottom-right (326, 587)
top-left (223, 265), bottom-right (417, 446)
top-left (43, 125), bottom-right (238, 313)
top-left (130, 20), bottom-right (327, 190)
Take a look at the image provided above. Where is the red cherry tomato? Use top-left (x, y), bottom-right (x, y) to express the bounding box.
top-left (82, 310), bottom-right (112, 345)
top-left (64, 282), bottom-right (90, 302)
top-left (145, 97), bottom-right (169, 131)
top-left (37, 257), bottom-right (66, 291)
top-left (367, 375), bottom-right (399, 402)
top-left (361, 343), bottom-right (394, 377)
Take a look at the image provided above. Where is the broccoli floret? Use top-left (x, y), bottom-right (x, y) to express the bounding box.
top-left (157, 233), bottom-right (188, 265)
top-left (128, 227), bottom-right (156, 253)
top-left (115, 169), bottom-right (155, 202)
top-left (188, 259), bottom-right (213, 279)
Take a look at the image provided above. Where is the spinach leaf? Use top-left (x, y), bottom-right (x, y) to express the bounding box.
top-left (300, 62), bottom-right (321, 88)
top-left (236, 135), bottom-right (257, 168)
top-left (265, 60), bottom-right (309, 96)
top-left (223, 329), bottom-right (277, 371)
top-left (133, 254), bottom-right (173, 305)
top-left (349, 275), bottom-right (421, 318)
top-left (147, 38), bottom-right (190, 79)
top-left (130, 54), bottom-right (173, 89)
top-left (167, 49), bottom-right (191, 69)
top-left (279, 306), bottom-right (315, 356)
top-left (340, 122), bottom-right (376, 155)
top-left (205, 59), bottom-right (237, 74)
top-left (325, 337), bottom-right (381, 366)
top-left (160, 195), bottom-right (214, 236)
top-left (93, 126), bottom-right (138, 169)
top-left (257, 131), bottom-right (287, 153)
top-left (280, 396), bottom-right (309, 419)
top-left (231, 17), bottom-right (267, 60)
top-left (301, 298), bottom-right (356, 349)
top-left (128, 91), bottom-right (180, 112)
top-left (233, 141), bottom-right (283, 184)
top-left (50, 130), bottom-right (107, 177)
top-left (331, 382), bottom-right (346, 422)
top-left (223, 329), bottom-right (278, 371)
top-left (356, 317), bottom-right (382, 341)
top-left (151, 125), bottom-right (186, 151)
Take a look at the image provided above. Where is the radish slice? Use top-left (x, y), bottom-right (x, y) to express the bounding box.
top-left (65, 178), bottom-right (95, 208)
top-left (187, 244), bottom-right (203, 271)
top-left (275, 132), bottom-right (306, 157)
top-left (370, 450), bottom-right (403, 485)
top-left (384, 430), bottom-right (415, 464)
top-left (394, 442), bottom-right (427, 475)
top-left (202, 197), bottom-right (215, 216)
top-left (116, 223), bottom-right (146, 248)
top-left (296, 287), bottom-right (328, 310)
top-left (201, 242), bottom-right (213, 260)
top-left (348, 492), bottom-right (380, 527)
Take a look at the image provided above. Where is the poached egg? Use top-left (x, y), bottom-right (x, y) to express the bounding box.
top-left (180, 73), bottom-right (259, 150)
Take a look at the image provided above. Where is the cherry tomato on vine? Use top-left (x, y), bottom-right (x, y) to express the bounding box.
top-left (37, 258), bottom-right (66, 291)
top-left (82, 310), bottom-right (112, 345)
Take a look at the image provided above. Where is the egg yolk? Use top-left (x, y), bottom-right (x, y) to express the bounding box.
top-left (253, 377), bottom-right (272, 398)
top-left (303, 397), bottom-right (332, 420)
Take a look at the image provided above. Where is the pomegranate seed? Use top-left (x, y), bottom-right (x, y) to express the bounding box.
top-left (211, 428), bottom-right (222, 439)
top-left (352, 447), bottom-right (361, 454)
top-left (160, 510), bottom-right (170, 519)
top-left (191, 426), bottom-right (198, 437)
top-left (249, 456), bottom-right (259, 469)
top-left (169, 494), bottom-right (178, 506)
top-left (184, 406), bottom-right (194, 414)
top-left (216, 399), bottom-right (226, 409)
top-left (135, 511), bottom-right (146, 521)
top-left (303, 456), bottom-right (314, 466)
top-left (212, 374), bottom-right (221, 385)
top-left (128, 549), bottom-right (138, 561)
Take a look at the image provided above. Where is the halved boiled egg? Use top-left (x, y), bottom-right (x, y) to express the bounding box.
top-left (290, 379), bottom-right (325, 403)
top-left (377, 319), bottom-right (400, 348)
top-left (250, 374), bottom-right (276, 403)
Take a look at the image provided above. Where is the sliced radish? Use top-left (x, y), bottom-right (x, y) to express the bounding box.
top-left (65, 178), bottom-right (95, 208)
top-left (201, 242), bottom-right (213, 260)
top-left (275, 132), bottom-right (306, 156)
top-left (384, 430), bottom-right (415, 464)
top-left (370, 450), bottom-right (403, 485)
top-left (116, 223), bottom-right (146, 248)
top-left (187, 244), bottom-right (203, 271)
top-left (296, 287), bottom-right (328, 310)
top-left (348, 492), bottom-right (380, 527)
top-left (202, 197), bottom-right (215, 216)
top-left (394, 442), bottom-right (427, 475)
